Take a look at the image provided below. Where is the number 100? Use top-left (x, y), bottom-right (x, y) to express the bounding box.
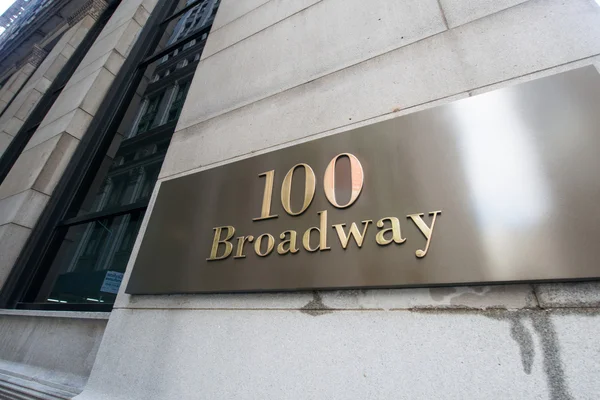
top-left (253, 153), bottom-right (364, 221)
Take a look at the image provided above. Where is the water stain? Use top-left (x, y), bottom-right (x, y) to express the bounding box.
top-left (300, 292), bottom-right (333, 316)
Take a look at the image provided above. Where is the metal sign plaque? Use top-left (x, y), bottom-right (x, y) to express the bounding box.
top-left (127, 66), bottom-right (600, 295)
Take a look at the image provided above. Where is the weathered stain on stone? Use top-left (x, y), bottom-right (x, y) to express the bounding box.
top-left (300, 292), bottom-right (333, 316)
top-left (530, 312), bottom-right (574, 400)
top-left (508, 316), bottom-right (535, 375)
top-left (429, 287), bottom-right (457, 301)
top-left (410, 308), bottom-right (576, 400)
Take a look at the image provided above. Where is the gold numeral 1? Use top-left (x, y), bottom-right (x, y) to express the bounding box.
top-left (253, 170), bottom-right (279, 221)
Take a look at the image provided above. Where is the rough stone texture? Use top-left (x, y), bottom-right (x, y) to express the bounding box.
top-left (438, 0), bottom-right (530, 27)
top-left (181, 0), bottom-right (446, 128)
top-left (0, 313), bottom-right (107, 396)
top-left (534, 282), bottom-right (600, 308)
top-left (202, 0), bottom-right (322, 58)
top-left (552, 310), bottom-right (600, 399)
top-left (75, 308), bottom-right (600, 400)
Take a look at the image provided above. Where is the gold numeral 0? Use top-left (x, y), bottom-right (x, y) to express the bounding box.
top-left (323, 153), bottom-right (364, 208)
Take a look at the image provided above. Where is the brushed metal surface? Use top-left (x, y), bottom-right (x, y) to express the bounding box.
top-left (127, 66), bottom-right (600, 295)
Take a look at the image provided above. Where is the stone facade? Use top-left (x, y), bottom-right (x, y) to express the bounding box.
top-left (75, 0), bottom-right (600, 399)
top-left (0, 0), bottom-right (599, 399)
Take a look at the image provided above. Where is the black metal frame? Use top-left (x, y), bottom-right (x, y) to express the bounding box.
top-left (0, 0), bottom-right (194, 311)
top-left (0, 0), bottom-right (122, 184)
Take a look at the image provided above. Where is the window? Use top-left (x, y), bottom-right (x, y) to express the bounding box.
top-left (167, 80), bottom-right (191, 122)
top-left (135, 91), bottom-right (166, 134)
top-left (0, 0), bottom-right (220, 311)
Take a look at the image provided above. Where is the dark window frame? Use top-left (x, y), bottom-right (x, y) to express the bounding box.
top-left (0, 0), bottom-right (204, 311)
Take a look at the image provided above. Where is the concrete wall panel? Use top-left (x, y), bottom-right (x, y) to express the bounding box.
top-left (0, 313), bottom-right (108, 396)
top-left (179, 0), bottom-right (446, 130)
top-left (202, 0), bottom-right (322, 59)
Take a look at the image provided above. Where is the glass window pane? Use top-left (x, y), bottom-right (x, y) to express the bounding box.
top-left (37, 211), bottom-right (144, 304)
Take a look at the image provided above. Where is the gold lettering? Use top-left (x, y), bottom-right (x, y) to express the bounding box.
top-left (281, 163), bottom-right (316, 216)
top-left (375, 217), bottom-right (406, 246)
top-left (207, 226), bottom-right (236, 261)
top-left (253, 170), bottom-right (278, 221)
top-left (234, 235), bottom-right (255, 259)
top-left (254, 233), bottom-right (275, 257)
top-left (277, 230), bottom-right (299, 255)
top-left (407, 211), bottom-right (442, 258)
top-left (302, 211), bottom-right (331, 252)
top-left (323, 153), bottom-right (364, 208)
top-left (332, 220), bottom-right (372, 249)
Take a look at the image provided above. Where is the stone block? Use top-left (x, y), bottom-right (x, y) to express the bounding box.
top-left (203, 0), bottom-right (321, 59)
top-left (61, 43), bottom-right (76, 59)
top-left (78, 19), bottom-right (142, 72)
top-left (165, 0), bottom-right (600, 179)
top-left (80, 68), bottom-right (116, 116)
top-left (0, 87), bottom-right (15, 103)
top-left (14, 89), bottom-right (43, 121)
top-left (43, 54), bottom-right (68, 82)
top-left (0, 87), bottom-right (29, 124)
top-left (0, 313), bottom-right (107, 392)
top-left (76, 308), bottom-right (551, 400)
top-left (469, 55), bottom-right (600, 96)
top-left (0, 133), bottom-right (79, 200)
top-left (6, 71), bottom-right (29, 94)
top-left (42, 67), bottom-right (114, 127)
top-left (0, 189), bottom-right (49, 228)
top-left (0, 132), bottom-right (12, 156)
top-left (319, 284), bottom-right (537, 310)
top-left (3, 117), bottom-right (24, 136)
top-left (33, 76), bottom-right (52, 94)
top-left (212, 0), bottom-right (271, 31)
top-left (67, 50), bottom-right (124, 90)
top-left (179, 0), bottom-right (446, 129)
top-left (439, 0), bottom-right (529, 28)
top-left (26, 108), bottom-right (93, 150)
top-left (100, 0), bottom-right (151, 39)
top-left (115, 291), bottom-right (315, 310)
top-left (68, 15), bottom-right (95, 48)
top-left (534, 282), bottom-right (600, 308)
top-left (0, 224), bottom-right (30, 289)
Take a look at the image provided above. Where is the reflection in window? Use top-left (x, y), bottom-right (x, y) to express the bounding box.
top-left (135, 92), bottom-right (165, 135)
top-left (167, 80), bottom-right (190, 122)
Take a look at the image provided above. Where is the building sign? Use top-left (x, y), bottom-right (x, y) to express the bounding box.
top-left (126, 66), bottom-right (600, 295)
